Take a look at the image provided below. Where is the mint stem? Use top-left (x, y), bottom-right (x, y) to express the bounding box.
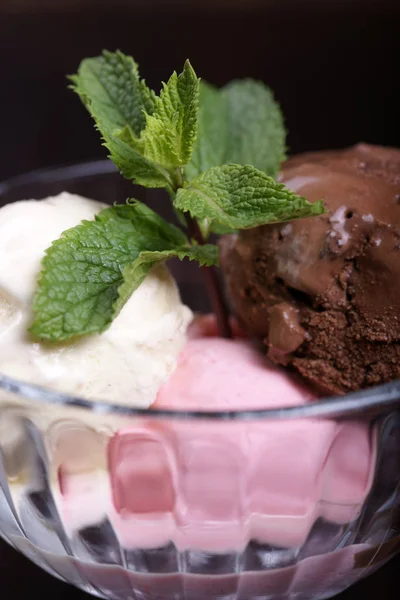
top-left (185, 214), bottom-right (232, 339)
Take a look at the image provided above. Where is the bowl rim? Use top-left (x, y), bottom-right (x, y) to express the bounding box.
top-left (1, 372), bottom-right (400, 421)
top-left (1, 160), bottom-right (400, 422)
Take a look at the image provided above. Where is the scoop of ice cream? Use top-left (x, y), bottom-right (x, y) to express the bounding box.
top-left (58, 317), bottom-right (374, 551)
top-left (0, 193), bottom-right (192, 406)
top-left (220, 143), bottom-right (400, 394)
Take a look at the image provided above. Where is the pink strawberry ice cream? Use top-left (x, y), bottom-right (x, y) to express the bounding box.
top-left (59, 317), bottom-right (376, 553)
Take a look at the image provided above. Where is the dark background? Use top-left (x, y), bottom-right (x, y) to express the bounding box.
top-left (0, 0), bottom-right (399, 597)
top-left (0, 0), bottom-right (399, 181)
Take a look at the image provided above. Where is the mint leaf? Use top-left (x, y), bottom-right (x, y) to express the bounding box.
top-left (223, 80), bottom-right (286, 176)
top-left (185, 82), bottom-right (228, 181)
top-left (145, 59), bottom-right (199, 167)
top-left (115, 60), bottom-right (199, 177)
top-left (175, 164), bottom-right (325, 231)
top-left (72, 52), bottom-right (199, 189)
top-left (71, 51), bottom-right (173, 188)
top-left (103, 129), bottom-right (174, 188)
top-left (185, 79), bottom-right (286, 180)
top-left (29, 202), bottom-right (216, 342)
top-left (115, 245), bottom-right (218, 317)
top-left (70, 50), bottom-right (156, 137)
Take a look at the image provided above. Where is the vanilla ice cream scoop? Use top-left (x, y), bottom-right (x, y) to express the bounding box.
top-left (0, 193), bottom-right (192, 407)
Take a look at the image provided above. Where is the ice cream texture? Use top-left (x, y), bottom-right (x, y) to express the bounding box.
top-left (220, 143), bottom-right (400, 394)
top-left (0, 193), bottom-right (376, 554)
top-left (0, 193), bottom-right (192, 406)
top-left (59, 317), bottom-right (376, 551)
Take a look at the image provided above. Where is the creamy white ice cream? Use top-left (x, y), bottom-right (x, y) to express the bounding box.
top-left (0, 192), bottom-right (192, 407)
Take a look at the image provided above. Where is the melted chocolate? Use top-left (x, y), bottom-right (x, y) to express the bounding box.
top-left (220, 144), bottom-right (400, 394)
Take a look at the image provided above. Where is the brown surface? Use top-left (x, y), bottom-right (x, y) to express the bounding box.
top-left (220, 144), bottom-right (400, 394)
top-left (0, 536), bottom-right (398, 599)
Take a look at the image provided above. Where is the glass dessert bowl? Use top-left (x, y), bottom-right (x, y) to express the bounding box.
top-left (1, 162), bottom-right (400, 600)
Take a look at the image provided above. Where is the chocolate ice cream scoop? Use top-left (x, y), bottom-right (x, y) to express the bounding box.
top-left (220, 143), bottom-right (400, 395)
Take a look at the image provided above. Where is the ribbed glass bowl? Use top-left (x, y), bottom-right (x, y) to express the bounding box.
top-left (1, 162), bottom-right (400, 600)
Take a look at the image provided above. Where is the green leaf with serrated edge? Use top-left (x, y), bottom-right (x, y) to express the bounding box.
top-left (71, 51), bottom-right (170, 188)
top-left (115, 60), bottom-right (199, 174)
top-left (70, 50), bottom-right (156, 137)
top-left (115, 245), bottom-right (219, 316)
top-left (29, 201), bottom-right (216, 342)
top-left (137, 60), bottom-right (199, 170)
top-left (223, 80), bottom-right (286, 177)
top-left (106, 133), bottom-right (173, 188)
top-left (71, 53), bottom-right (199, 188)
top-left (185, 81), bottom-right (228, 181)
top-left (175, 164), bottom-right (325, 230)
top-left (185, 79), bottom-right (286, 180)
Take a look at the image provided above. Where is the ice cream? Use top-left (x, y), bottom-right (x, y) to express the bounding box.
top-left (0, 193), bottom-right (377, 562)
top-left (220, 143), bottom-right (400, 394)
top-left (0, 45), bottom-right (395, 599)
top-left (58, 317), bottom-right (376, 552)
top-left (0, 193), bottom-right (192, 406)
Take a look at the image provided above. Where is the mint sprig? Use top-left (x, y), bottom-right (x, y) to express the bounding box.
top-left (30, 51), bottom-right (325, 342)
top-left (30, 202), bottom-right (217, 341)
top-left (71, 52), bottom-right (199, 189)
